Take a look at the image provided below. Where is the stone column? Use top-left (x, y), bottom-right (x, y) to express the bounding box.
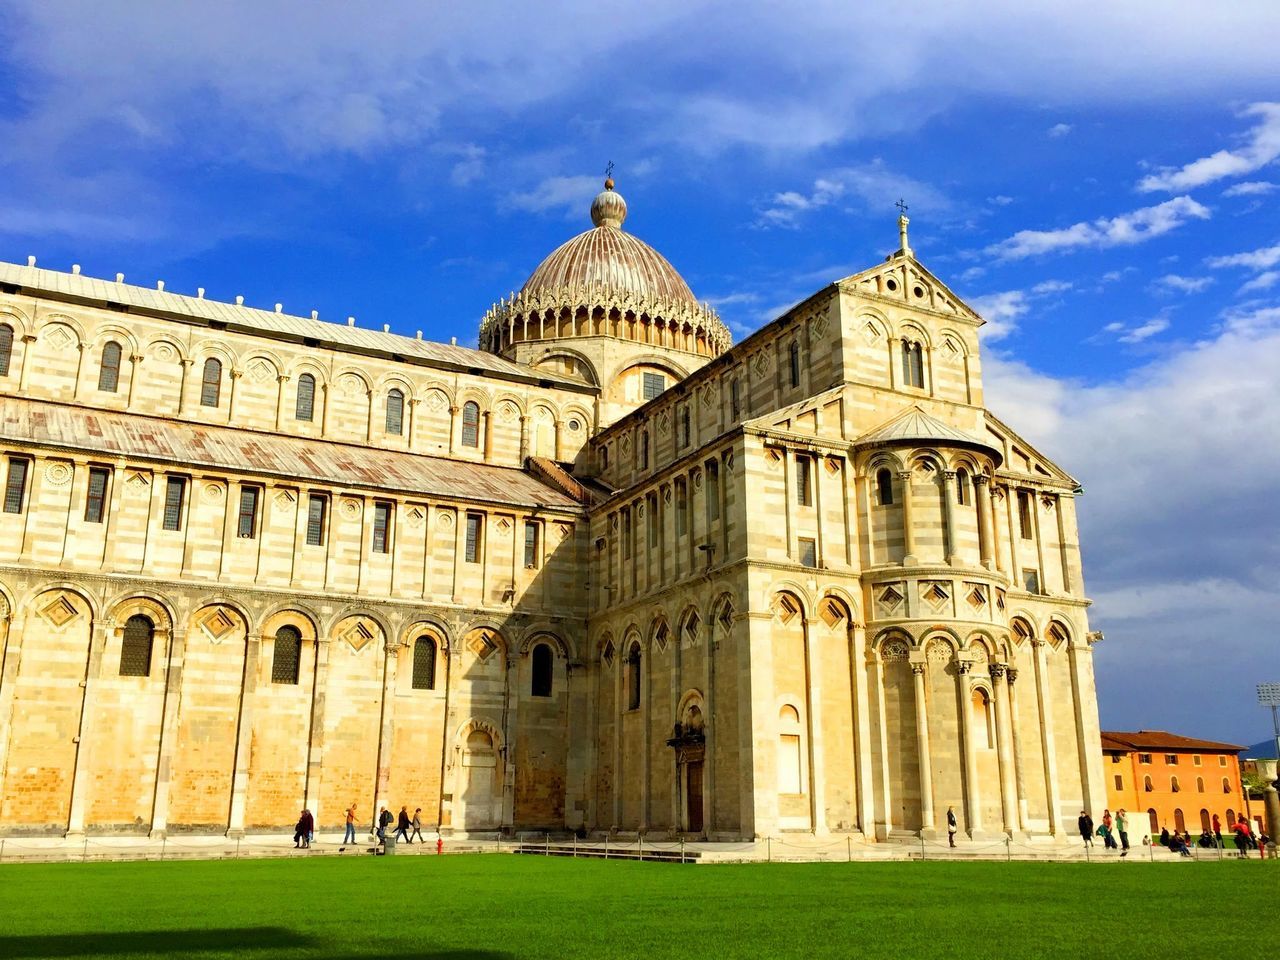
top-left (149, 626), bottom-right (187, 838)
top-left (974, 475), bottom-right (995, 569)
top-left (226, 632), bottom-right (262, 838)
top-left (448, 406), bottom-right (460, 456)
top-left (957, 663), bottom-right (981, 835)
top-left (71, 342), bottom-right (87, 402)
top-left (910, 655), bottom-right (935, 835)
top-left (373, 641), bottom-right (399, 822)
top-left (803, 616), bottom-right (828, 835)
top-left (274, 374), bottom-right (289, 432)
top-left (872, 652), bottom-right (893, 837)
top-left (365, 389), bottom-right (376, 443)
top-left (127, 353), bottom-right (145, 407)
top-left (65, 617), bottom-right (112, 837)
top-left (227, 368), bottom-right (243, 424)
top-left (850, 624), bottom-right (875, 837)
top-left (1006, 666), bottom-right (1030, 828)
top-left (303, 639), bottom-right (330, 826)
top-left (941, 470), bottom-right (958, 564)
top-left (0, 609), bottom-right (22, 798)
top-left (898, 470), bottom-right (917, 564)
top-left (17, 334), bottom-right (38, 393)
top-left (988, 663), bottom-right (1020, 835)
top-left (554, 420), bottom-right (565, 462)
top-left (482, 411), bottom-right (494, 461)
top-left (519, 415), bottom-right (531, 462)
top-left (407, 399), bottom-right (421, 452)
top-left (1031, 640), bottom-right (1062, 836)
top-left (611, 651), bottom-right (624, 829)
top-left (1067, 637), bottom-right (1105, 818)
top-left (501, 653), bottom-right (519, 830)
top-left (176, 358), bottom-right (195, 416)
top-left (319, 383), bottom-right (331, 436)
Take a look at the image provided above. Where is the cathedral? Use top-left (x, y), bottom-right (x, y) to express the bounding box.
top-left (0, 178), bottom-right (1106, 842)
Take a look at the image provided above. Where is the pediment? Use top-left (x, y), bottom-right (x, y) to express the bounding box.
top-left (982, 410), bottom-right (1077, 486)
top-left (838, 254), bottom-right (983, 326)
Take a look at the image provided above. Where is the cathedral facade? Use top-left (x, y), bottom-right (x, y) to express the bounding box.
top-left (0, 180), bottom-right (1106, 841)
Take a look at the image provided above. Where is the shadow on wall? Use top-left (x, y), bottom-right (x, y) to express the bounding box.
top-left (0, 925), bottom-right (513, 959)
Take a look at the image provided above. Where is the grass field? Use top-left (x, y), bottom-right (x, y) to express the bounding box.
top-left (0, 855), bottom-right (1272, 959)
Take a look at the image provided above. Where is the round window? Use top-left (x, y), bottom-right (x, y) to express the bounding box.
top-left (568, 418), bottom-right (581, 432)
top-left (885, 278), bottom-right (898, 292)
top-left (913, 285), bottom-right (925, 298)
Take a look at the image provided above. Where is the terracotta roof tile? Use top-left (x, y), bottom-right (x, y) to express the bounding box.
top-left (1101, 730), bottom-right (1245, 753)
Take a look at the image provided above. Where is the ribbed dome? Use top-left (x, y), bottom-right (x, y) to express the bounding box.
top-left (520, 180), bottom-right (699, 307)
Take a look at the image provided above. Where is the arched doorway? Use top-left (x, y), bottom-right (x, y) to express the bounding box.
top-left (668, 694), bottom-right (707, 834)
top-left (457, 726), bottom-right (501, 831)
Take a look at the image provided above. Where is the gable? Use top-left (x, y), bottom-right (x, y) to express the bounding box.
top-left (837, 254), bottom-right (983, 325)
top-left (982, 410), bottom-right (1077, 486)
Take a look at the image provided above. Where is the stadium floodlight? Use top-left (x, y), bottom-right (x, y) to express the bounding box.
top-left (1258, 683), bottom-right (1280, 706)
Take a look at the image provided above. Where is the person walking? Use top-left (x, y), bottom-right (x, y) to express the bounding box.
top-left (343, 803), bottom-right (358, 846)
top-left (1211, 813), bottom-right (1222, 849)
top-left (395, 805), bottom-right (412, 843)
top-left (946, 807), bottom-right (958, 848)
top-left (410, 808), bottom-right (425, 844)
top-left (293, 809), bottom-right (314, 849)
top-left (1078, 810), bottom-right (1094, 847)
top-left (377, 806), bottom-right (393, 843)
top-left (1115, 808), bottom-right (1129, 857)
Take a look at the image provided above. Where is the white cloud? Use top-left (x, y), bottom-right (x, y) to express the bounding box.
top-left (1047, 123), bottom-right (1073, 138)
top-left (756, 162), bottom-right (945, 229)
top-left (1138, 102), bottom-right (1280, 192)
top-left (447, 144), bottom-right (486, 187)
top-left (1031, 279), bottom-right (1072, 294)
top-left (983, 306), bottom-right (1280, 737)
top-left (968, 291), bottom-right (1028, 341)
top-left (1240, 271), bottom-right (1280, 292)
top-left (1116, 316), bottom-right (1170, 343)
top-left (986, 197), bottom-right (1211, 260)
top-left (1223, 180), bottom-right (1277, 197)
top-left (1206, 242), bottom-right (1280, 271)
top-left (987, 195), bottom-right (1015, 206)
top-left (1153, 273), bottom-right (1213, 294)
top-left (505, 174), bottom-right (601, 219)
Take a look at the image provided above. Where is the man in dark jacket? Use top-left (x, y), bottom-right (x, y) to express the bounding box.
top-left (1078, 810), bottom-right (1094, 846)
top-left (395, 805), bottom-right (412, 843)
top-left (377, 806), bottom-right (393, 843)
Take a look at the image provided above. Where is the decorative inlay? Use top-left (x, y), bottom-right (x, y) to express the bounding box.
top-left (469, 632), bottom-right (498, 662)
top-left (438, 511), bottom-right (455, 529)
top-left (45, 325), bottom-right (75, 350)
top-left (927, 641), bottom-right (952, 663)
top-left (44, 462), bottom-right (72, 486)
top-left (407, 506), bottom-right (425, 528)
top-left (199, 608), bottom-right (237, 642)
top-left (339, 373), bottom-right (363, 396)
top-left (424, 390), bottom-right (447, 412)
top-left (126, 472), bottom-right (150, 493)
top-left (922, 582), bottom-right (950, 609)
top-left (682, 613), bottom-right (701, 647)
top-left (654, 622), bottom-right (670, 653)
top-left (248, 359), bottom-right (273, 384)
top-left (274, 490), bottom-right (296, 510)
top-left (202, 482), bottom-right (224, 502)
top-left (877, 585), bottom-right (904, 612)
top-left (495, 517), bottom-right (512, 535)
top-left (862, 322), bottom-right (882, 345)
top-left (819, 598), bottom-right (847, 631)
top-left (810, 310), bottom-right (829, 339)
top-left (340, 619), bottom-right (377, 652)
top-left (773, 593), bottom-right (800, 625)
top-left (497, 400), bottom-right (519, 422)
top-left (966, 585), bottom-right (987, 609)
top-left (601, 639), bottom-right (616, 668)
top-left (341, 499), bottom-right (361, 519)
top-left (39, 594), bottom-right (80, 628)
top-left (153, 342), bottom-right (176, 362)
top-left (881, 638), bottom-right (909, 661)
top-left (657, 410), bottom-right (671, 435)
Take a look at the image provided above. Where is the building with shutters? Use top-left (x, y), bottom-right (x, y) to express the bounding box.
top-left (0, 177), bottom-right (1106, 842)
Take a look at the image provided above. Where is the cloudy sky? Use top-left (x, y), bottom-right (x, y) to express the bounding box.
top-left (1, 2), bottom-right (1277, 743)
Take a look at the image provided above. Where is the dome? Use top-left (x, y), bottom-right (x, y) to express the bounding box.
top-left (520, 179), bottom-right (699, 307)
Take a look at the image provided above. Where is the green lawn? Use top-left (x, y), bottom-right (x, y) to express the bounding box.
top-left (0, 855), bottom-right (1272, 959)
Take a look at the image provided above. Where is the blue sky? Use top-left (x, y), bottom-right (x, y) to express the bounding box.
top-left (1, 1), bottom-right (1277, 744)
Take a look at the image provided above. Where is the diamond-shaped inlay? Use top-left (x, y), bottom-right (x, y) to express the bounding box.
top-left (46, 325), bottom-right (75, 350)
top-left (469, 632), bottom-right (498, 662)
top-left (424, 390), bottom-right (447, 412)
top-left (407, 506), bottom-right (425, 528)
top-left (40, 595), bottom-right (79, 628)
top-left (774, 594), bottom-right (800, 625)
top-left (967, 586), bottom-right (987, 609)
top-left (248, 360), bottom-right (273, 384)
top-left (497, 401), bottom-right (519, 423)
top-left (126, 471), bottom-right (150, 491)
top-left (878, 585), bottom-right (904, 611)
top-left (923, 583), bottom-right (949, 608)
top-left (496, 517), bottom-right (512, 533)
top-left (819, 599), bottom-right (847, 631)
top-left (862, 322), bottom-right (882, 345)
top-left (942, 338), bottom-right (961, 357)
top-left (199, 608), bottom-right (237, 642)
top-left (341, 620), bottom-right (376, 652)
top-left (274, 490), bottom-right (296, 509)
top-left (682, 613), bottom-right (701, 647)
top-left (995, 589), bottom-right (1006, 611)
top-left (718, 603), bottom-right (734, 632)
top-left (654, 623), bottom-right (670, 652)
top-left (601, 639), bottom-right (616, 668)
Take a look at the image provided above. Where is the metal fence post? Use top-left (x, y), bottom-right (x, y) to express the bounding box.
top-left (767, 836), bottom-right (772, 862)
top-left (638, 834), bottom-right (643, 860)
top-left (546, 832), bottom-right (550, 856)
top-left (82, 836), bottom-right (89, 862)
top-left (919, 835), bottom-right (925, 861)
top-left (1005, 836), bottom-right (1011, 862)
top-left (847, 835), bottom-right (852, 862)
top-left (681, 837), bottom-right (686, 862)
top-left (1148, 841), bottom-right (1154, 861)
top-left (573, 834), bottom-right (577, 858)
top-left (604, 835), bottom-right (609, 859)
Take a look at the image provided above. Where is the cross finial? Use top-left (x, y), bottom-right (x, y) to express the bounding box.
top-left (895, 198), bottom-right (908, 215)
top-left (896, 200), bottom-right (912, 256)
top-left (606, 160), bottom-right (615, 180)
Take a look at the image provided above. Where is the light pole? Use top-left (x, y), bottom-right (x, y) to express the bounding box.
top-left (1256, 683), bottom-right (1280, 846)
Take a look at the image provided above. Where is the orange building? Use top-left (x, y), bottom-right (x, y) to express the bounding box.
top-left (1102, 730), bottom-right (1252, 841)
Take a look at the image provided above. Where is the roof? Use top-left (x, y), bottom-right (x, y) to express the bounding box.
top-left (854, 405), bottom-right (1004, 466)
top-left (0, 396), bottom-right (582, 511)
top-left (0, 260), bottom-right (584, 389)
top-left (1101, 730), bottom-right (1246, 753)
top-left (520, 182), bottom-right (699, 307)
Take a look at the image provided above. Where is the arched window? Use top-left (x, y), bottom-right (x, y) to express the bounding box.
top-left (901, 339), bottom-right (924, 388)
top-left (788, 341), bottom-right (800, 388)
top-left (1222, 777), bottom-right (1231, 793)
top-left (1147, 808), bottom-right (1159, 833)
top-left (119, 614), bottom-right (154, 676)
top-left (1173, 808), bottom-right (1185, 832)
top-left (876, 468), bottom-right (894, 506)
top-left (956, 467), bottom-right (970, 505)
top-left (386, 388), bottom-right (404, 435)
top-left (1200, 809), bottom-right (1211, 832)
top-left (411, 636), bottom-right (436, 690)
top-left (971, 688), bottom-right (993, 749)
top-left (531, 643), bottom-right (553, 698)
top-left (778, 704), bottom-right (803, 794)
top-left (461, 401), bottom-right (480, 448)
top-left (200, 358), bottom-right (222, 407)
top-left (272, 625), bottom-right (302, 684)
top-left (1226, 809), bottom-right (1236, 826)
top-left (97, 341), bottom-right (123, 393)
top-left (626, 642), bottom-right (642, 710)
top-left (295, 373), bottom-right (316, 421)
top-left (1196, 777), bottom-right (1205, 793)
top-left (0, 323), bottom-right (12, 377)
top-left (1143, 775), bottom-right (1153, 792)
top-left (1171, 775), bottom-right (1180, 793)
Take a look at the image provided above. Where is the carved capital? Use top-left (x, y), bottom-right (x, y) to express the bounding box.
top-left (129, 353), bottom-right (145, 364)
top-left (897, 470), bottom-right (912, 482)
top-left (943, 470), bottom-right (957, 482)
top-left (988, 662), bottom-right (1007, 679)
top-left (956, 659), bottom-right (972, 675)
top-left (911, 662), bottom-right (927, 676)
top-left (1006, 667), bottom-right (1019, 684)
top-left (229, 369), bottom-right (244, 380)
top-left (973, 473), bottom-right (990, 487)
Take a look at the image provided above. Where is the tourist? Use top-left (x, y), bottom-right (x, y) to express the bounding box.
top-left (1211, 813), bottom-right (1222, 848)
top-left (410, 808), bottom-right (425, 844)
top-left (1168, 832), bottom-right (1192, 857)
top-left (1234, 819), bottom-right (1253, 855)
top-left (395, 805), bottom-right (412, 843)
top-left (294, 808), bottom-right (314, 849)
top-left (343, 803), bottom-right (358, 845)
top-left (1100, 809), bottom-right (1117, 850)
top-left (946, 807), bottom-right (957, 847)
top-left (1115, 809), bottom-right (1129, 856)
top-left (377, 806), bottom-right (393, 843)
top-left (1078, 810), bottom-right (1093, 846)
top-left (1159, 826), bottom-right (1170, 847)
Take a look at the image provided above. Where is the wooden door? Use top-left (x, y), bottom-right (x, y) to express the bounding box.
top-left (685, 762), bottom-right (704, 833)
